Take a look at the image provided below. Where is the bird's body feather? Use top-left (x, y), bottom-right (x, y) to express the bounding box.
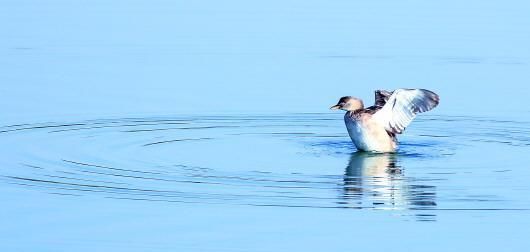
top-left (344, 112), bottom-right (397, 152)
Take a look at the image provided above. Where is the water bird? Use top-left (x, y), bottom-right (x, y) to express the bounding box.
top-left (331, 89), bottom-right (439, 152)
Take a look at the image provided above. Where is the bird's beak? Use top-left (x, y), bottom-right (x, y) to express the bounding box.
top-left (330, 105), bottom-right (341, 110)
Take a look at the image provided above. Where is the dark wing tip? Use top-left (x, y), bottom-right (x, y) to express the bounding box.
top-left (411, 89), bottom-right (439, 113)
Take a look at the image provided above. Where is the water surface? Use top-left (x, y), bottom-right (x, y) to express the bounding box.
top-left (2, 113), bottom-right (530, 251)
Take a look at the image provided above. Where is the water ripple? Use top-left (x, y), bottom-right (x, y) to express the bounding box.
top-left (1, 113), bottom-right (530, 221)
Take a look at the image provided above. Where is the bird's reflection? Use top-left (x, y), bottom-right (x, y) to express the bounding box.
top-left (341, 152), bottom-right (437, 220)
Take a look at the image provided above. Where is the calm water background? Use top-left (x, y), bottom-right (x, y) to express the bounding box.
top-left (1, 0), bottom-right (530, 251)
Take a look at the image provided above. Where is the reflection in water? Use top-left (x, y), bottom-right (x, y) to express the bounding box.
top-left (342, 152), bottom-right (437, 220)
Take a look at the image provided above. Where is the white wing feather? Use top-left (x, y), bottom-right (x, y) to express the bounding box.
top-left (373, 89), bottom-right (439, 134)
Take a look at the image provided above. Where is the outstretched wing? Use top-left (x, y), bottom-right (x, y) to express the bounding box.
top-left (374, 89), bottom-right (393, 107)
top-left (373, 89), bottom-right (439, 134)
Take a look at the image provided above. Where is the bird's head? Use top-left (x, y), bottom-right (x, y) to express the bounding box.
top-left (330, 96), bottom-right (364, 112)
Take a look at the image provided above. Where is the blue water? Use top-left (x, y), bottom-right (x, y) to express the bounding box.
top-left (2, 0), bottom-right (530, 251)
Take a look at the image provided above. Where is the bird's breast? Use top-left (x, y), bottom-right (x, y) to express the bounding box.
top-left (344, 113), bottom-right (396, 152)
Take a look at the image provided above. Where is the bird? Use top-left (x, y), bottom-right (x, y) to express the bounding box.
top-left (330, 89), bottom-right (439, 153)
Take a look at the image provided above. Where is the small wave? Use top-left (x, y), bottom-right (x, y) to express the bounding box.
top-left (0, 113), bottom-right (529, 220)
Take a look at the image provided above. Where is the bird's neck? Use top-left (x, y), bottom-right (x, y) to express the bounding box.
top-left (346, 109), bottom-right (363, 115)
